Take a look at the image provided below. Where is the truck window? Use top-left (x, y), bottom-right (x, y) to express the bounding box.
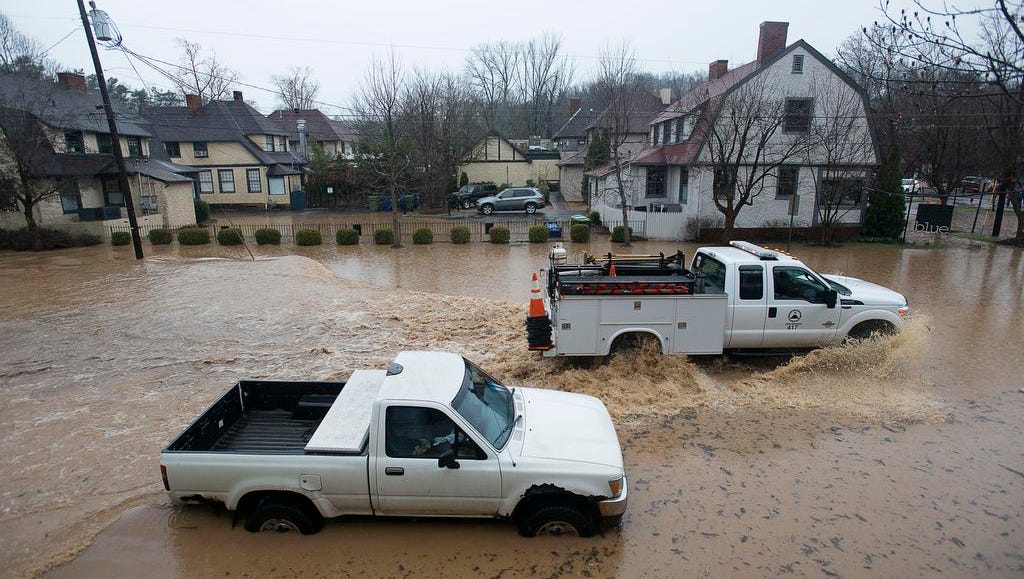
top-left (385, 406), bottom-right (483, 460)
top-left (773, 266), bottom-right (829, 303)
top-left (453, 360), bottom-right (514, 449)
top-left (738, 265), bottom-right (763, 300)
top-left (692, 254), bottom-right (727, 291)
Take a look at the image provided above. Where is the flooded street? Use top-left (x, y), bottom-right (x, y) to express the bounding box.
top-left (0, 239), bottom-right (1021, 578)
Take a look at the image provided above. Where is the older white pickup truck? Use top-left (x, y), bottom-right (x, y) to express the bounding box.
top-left (529, 241), bottom-right (910, 356)
top-left (161, 351), bottom-right (627, 537)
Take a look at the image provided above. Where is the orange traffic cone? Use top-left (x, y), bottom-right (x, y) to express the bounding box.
top-left (609, 264), bottom-right (617, 277)
top-left (528, 272), bottom-right (546, 317)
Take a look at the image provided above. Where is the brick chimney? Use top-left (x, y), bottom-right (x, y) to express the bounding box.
top-left (568, 98), bottom-right (582, 115)
top-left (757, 21), bottom-right (789, 62)
top-left (233, 90), bottom-right (244, 102)
top-left (185, 94), bottom-right (201, 115)
top-left (56, 72), bottom-right (86, 90)
top-left (709, 60), bottom-right (728, 80)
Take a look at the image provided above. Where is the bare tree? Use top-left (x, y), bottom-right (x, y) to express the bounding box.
top-left (519, 33), bottom-right (574, 136)
top-left (355, 50), bottom-right (410, 247)
top-left (465, 41), bottom-right (521, 131)
top-left (272, 66), bottom-right (320, 110)
top-left (173, 39), bottom-right (238, 102)
top-left (706, 74), bottom-right (808, 241)
top-left (0, 107), bottom-right (77, 246)
top-left (804, 72), bottom-right (878, 244)
top-left (593, 43), bottom-right (647, 245)
top-left (0, 11), bottom-right (53, 79)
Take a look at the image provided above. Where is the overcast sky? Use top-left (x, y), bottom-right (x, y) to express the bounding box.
top-left (6, 0), bottom-right (944, 115)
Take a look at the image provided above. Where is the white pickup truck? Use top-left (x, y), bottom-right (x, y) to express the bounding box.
top-left (161, 351), bottom-right (627, 537)
top-left (528, 241), bottom-right (910, 356)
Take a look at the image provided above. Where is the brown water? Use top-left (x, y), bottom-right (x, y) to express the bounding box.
top-left (0, 240), bottom-right (1020, 578)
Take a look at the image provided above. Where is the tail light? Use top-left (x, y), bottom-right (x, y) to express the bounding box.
top-left (539, 195), bottom-right (545, 203)
top-left (160, 464), bottom-right (170, 490)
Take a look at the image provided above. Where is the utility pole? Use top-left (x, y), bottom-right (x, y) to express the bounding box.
top-left (76, 0), bottom-right (143, 259)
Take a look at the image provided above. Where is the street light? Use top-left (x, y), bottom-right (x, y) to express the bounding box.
top-left (77, 0), bottom-right (143, 259)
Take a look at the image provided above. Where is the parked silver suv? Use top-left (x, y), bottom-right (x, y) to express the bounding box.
top-left (476, 188), bottom-right (547, 215)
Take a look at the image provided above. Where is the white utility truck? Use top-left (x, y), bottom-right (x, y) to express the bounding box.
top-left (160, 351), bottom-right (627, 537)
top-left (528, 241), bottom-right (909, 356)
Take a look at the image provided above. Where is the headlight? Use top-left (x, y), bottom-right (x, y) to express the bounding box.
top-left (608, 476), bottom-right (625, 497)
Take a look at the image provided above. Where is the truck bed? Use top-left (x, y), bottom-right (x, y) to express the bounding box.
top-left (165, 380), bottom-right (346, 455)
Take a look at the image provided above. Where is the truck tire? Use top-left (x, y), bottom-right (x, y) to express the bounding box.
top-left (244, 498), bottom-right (324, 535)
top-left (481, 204), bottom-right (494, 215)
top-left (518, 504), bottom-right (595, 538)
top-left (847, 320), bottom-right (896, 341)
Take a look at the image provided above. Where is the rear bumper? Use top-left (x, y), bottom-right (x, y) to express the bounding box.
top-left (597, 476), bottom-right (628, 517)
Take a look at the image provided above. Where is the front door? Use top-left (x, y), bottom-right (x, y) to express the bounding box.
top-left (494, 190), bottom-right (516, 210)
top-left (764, 265), bottom-right (841, 347)
top-left (375, 405), bottom-right (501, 516)
top-left (728, 265), bottom-right (767, 348)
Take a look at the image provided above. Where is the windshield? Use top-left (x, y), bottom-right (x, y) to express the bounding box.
top-left (451, 359), bottom-right (515, 449)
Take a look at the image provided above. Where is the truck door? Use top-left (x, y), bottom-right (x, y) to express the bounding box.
top-left (373, 404), bottom-right (502, 516)
top-left (728, 265), bottom-right (767, 348)
top-left (765, 265), bottom-right (841, 347)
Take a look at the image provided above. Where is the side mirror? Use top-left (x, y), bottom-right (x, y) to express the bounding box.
top-left (438, 448), bottom-right (460, 469)
top-left (825, 289), bottom-right (838, 309)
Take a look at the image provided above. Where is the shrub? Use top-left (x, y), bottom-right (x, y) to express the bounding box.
top-left (611, 225), bottom-right (634, 243)
top-left (368, 195), bottom-right (381, 212)
top-left (525, 179), bottom-right (536, 187)
top-left (0, 227), bottom-right (100, 251)
top-left (177, 227), bottom-right (210, 245)
top-left (528, 225), bottom-right (549, 243)
top-left (217, 228), bottom-right (243, 245)
top-left (587, 210), bottom-right (601, 226)
top-left (570, 224), bottom-right (591, 243)
top-left (450, 226), bottom-right (470, 244)
top-left (193, 198), bottom-right (210, 223)
top-left (295, 229), bottom-right (322, 246)
top-left (110, 231), bottom-right (131, 246)
top-left (336, 228), bottom-right (360, 245)
top-left (148, 228), bottom-right (172, 245)
top-left (254, 228), bottom-right (281, 245)
top-left (374, 228), bottom-right (394, 245)
top-left (412, 228), bottom-right (433, 244)
top-left (489, 226), bottom-right (510, 244)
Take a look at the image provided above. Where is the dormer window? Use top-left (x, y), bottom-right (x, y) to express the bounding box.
top-left (64, 130), bottom-right (84, 153)
top-left (265, 135), bottom-right (276, 152)
top-left (126, 136), bottom-right (143, 157)
top-left (792, 54), bottom-right (805, 74)
top-left (675, 116), bottom-right (694, 142)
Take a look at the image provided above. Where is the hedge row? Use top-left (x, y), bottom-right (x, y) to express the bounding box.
top-left (0, 227), bottom-right (101, 251)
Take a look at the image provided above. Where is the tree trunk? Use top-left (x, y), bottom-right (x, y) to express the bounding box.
top-left (21, 198), bottom-right (42, 251)
top-left (722, 212), bottom-right (736, 243)
top-left (389, 168), bottom-right (402, 249)
top-left (613, 156), bottom-right (630, 245)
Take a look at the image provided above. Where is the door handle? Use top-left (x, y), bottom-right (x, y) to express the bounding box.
top-left (768, 307), bottom-right (777, 318)
top-left (384, 467), bottom-right (404, 476)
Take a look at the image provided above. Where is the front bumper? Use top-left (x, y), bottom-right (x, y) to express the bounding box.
top-left (597, 476), bottom-right (628, 517)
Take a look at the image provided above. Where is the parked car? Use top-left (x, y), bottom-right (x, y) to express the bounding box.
top-left (901, 178), bottom-right (925, 193)
top-left (476, 188), bottom-right (547, 215)
top-left (452, 182), bottom-right (499, 210)
top-left (960, 176), bottom-right (995, 194)
top-left (161, 351), bottom-right (627, 537)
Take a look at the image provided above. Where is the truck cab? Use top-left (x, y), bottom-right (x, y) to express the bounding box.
top-left (694, 242), bottom-right (910, 349)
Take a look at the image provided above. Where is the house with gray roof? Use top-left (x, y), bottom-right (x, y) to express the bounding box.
top-left (144, 91), bottom-right (305, 208)
top-left (267, 109), bottom-right (359, 159)
top-left (0, 72), bottom-right (197, 231)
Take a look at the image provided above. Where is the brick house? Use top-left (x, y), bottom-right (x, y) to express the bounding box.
top-left (587, 22), bottom-right (878, 240)
top-left (0, 73), bottom-right (197, 231)
top-left (144, 91), bottom-right (305, 208)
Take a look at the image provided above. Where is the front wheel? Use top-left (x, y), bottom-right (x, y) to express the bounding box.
top-left (480, 204), bottom-right (494, 215)
top-left (244, 499), bottom-right (323, 535)
top-left (525, 203), bottom-right (537, 214)
top-left (461, 199), bottom-right (471, 210)
top-left (518, 504), bottom-right (595, 538)
top-left (846, 320), bottom-right (897, 342)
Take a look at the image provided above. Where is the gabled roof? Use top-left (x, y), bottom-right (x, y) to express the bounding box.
top-left (553, 104), bottom-right (599, 140)
top-left (589, 91), bottom-right (666, 135)
top-left (461, 132), bottom-right (559, 163)
top-left (267, 109), bottom-right (358, 143)
top-left (649, 60), bottom-right (759, 125)
top-left (0, 74), bottom-right (151, 136)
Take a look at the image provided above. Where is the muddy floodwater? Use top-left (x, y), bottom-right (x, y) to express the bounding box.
top-left (0, 239), bottom-right (1021, 578)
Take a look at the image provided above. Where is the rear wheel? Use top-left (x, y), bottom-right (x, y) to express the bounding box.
top-left (244, 498), bottom-right (323, 535)
top-left (461, 199), bottom-right (472, 210)
top-left (525, 203), bottom-right (537, 214)
top-left (518, 504), bottom-right (595, 538)
top-left (481, 204), bottom-right (494, 215)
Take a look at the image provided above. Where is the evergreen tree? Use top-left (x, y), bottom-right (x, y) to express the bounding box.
top-left (863, 150), bottom-right (906, 239)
